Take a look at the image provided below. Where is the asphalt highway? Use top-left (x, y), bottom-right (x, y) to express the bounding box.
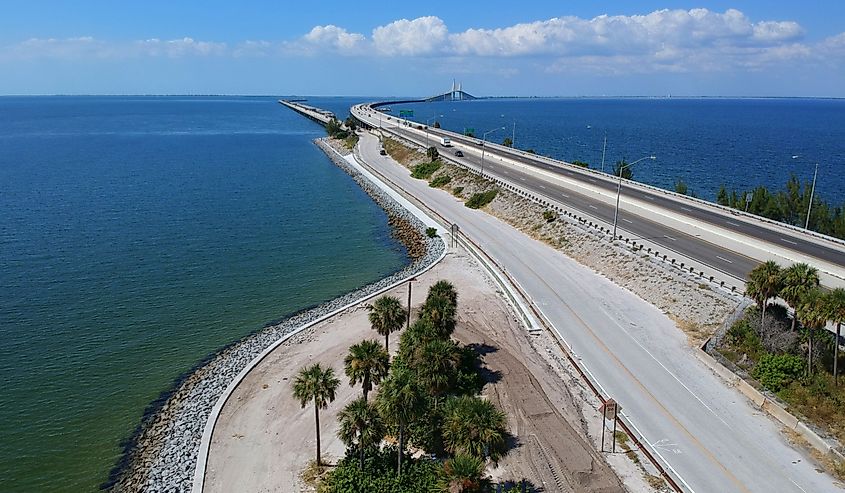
top-left (355, 132), bottom-right (838, 493)
top-left (352, 104), bottom-right (845, 282)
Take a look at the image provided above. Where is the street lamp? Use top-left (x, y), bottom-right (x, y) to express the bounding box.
top-left (425, 114), bottom-right (443, 147)
top-left (806, 163), bottom-right (819, 230)
top-left (612, 155), bottom-right (656, 239)
top-left (480, 126), bottom-right (505, 177)
top-left (793, 155), bottom-right (820, 230)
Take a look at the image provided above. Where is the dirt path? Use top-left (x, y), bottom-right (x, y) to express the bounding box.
top-left (203, 249), bottom-right (634, 492)
top-left (453, 278), bottom-right (623, 493)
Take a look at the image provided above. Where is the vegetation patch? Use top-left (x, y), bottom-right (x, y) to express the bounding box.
top-left (451, 186), bottom-right (464, 197)
top-left (383, 138), bottom-right (424, 166)
top-left (465, 189), bottom-right (499, 209)
top-left (300, 281), bottom-right (514, 492)
top-left (425, 227), bottom-right (438, 238)
top-left (428, 174), bottom-right (452, 188)
top-left (344, 134), bottom-right (359, 150)
top-left (411, 161), bottom-right (442, 180)
top-left (716, 260), bottom-right (845, 448)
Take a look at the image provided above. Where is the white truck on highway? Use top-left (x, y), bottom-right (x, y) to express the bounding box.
top-left (439, 136), bottom-right (451, 147)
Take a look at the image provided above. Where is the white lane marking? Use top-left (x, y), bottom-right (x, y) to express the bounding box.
top-left (681, 206), bottom-right (692, 212)
top-left (520, 177), bottom-right (526, 181)
top-left (561, 193), bottom-right (570, 198)
top-left (664, 235), bottom-right (677, 241)
top-left (789, 478), bottom-right (808, 493)
top-left (588, 205), bottom-right (598, 210)
top-left (726, 221), bottom-right (740, 227)
top-left (589, 178), bottom-right (597, 183)
top-left (716, 256), bottom-right (734, 264)
top-left (652, 439), bottom-right (683, 454)
top-left (539, 185), bottom-right (547, 190)
top-left (597, 304), bottom-right (733, 429)
top-left (645, 196), bottom-right (655, 200)
top-left (622, 218), bottom-right (633, 224)
top-left (781, 238), bottom-right (798, 245)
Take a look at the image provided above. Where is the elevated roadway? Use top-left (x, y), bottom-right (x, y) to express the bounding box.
top-left (351, 103), bottom-right (845, 288)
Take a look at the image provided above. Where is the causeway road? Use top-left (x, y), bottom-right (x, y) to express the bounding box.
top-left (356, 131), bottom-right (839, 493)
top-left (352, 105), bottom-right (845, 286)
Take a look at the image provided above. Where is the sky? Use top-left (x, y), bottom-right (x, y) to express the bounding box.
top-left (1, 1), bottom-right (844, 97)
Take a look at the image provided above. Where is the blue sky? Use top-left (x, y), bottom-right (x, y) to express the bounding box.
top-left (1, 1), bottom-right (844, 96)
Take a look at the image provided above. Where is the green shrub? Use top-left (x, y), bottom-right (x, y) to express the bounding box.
top-left (412, 161), bottom-right (442, 179)
top-left (465, 189), bottom-right (498, 209)
top-left (542, 210), bottom-right (557, 223)
top-left (572, 160), bottom-right (589, 168)
top-left (452, 186), bottom-right (464, 197)
top-left (319, 448), bottom-right (439, 493)
top-left (429, 174), bottom-right (452, 188)
top-left (752, 353), bottom-right (804, 392)
top-left (344, 134), bottom-right (359, 149)
top-left (426, 227), bottom-right (438, 238)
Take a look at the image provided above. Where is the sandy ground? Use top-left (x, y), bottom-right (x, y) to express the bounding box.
top-left (204, 249), bottom-right (640, 492)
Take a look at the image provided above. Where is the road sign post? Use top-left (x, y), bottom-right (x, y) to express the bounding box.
top-left (599, 398), bottom-right (620, 453)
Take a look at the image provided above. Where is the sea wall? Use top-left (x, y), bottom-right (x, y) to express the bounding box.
top-left (109, 138), bottom-right (444, 492)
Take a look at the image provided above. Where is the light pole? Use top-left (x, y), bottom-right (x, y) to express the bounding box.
top-left (612, 155), bottom-right (656, 239)
top-left (425, 114), bottom-right (443, 148)
top-left (791, 155), bottom-right (819, 230)
top-left (805, 162), bottom-right (819, 230)
top-left (480, 126), bottom-right (505, 177)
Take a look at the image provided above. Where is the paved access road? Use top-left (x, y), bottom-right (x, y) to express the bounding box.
top-left (352, 105), bottom-right (845, 282)
top-left (356, 132), bottom-right (839, 493)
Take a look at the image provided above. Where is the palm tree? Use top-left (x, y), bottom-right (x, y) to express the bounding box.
top-left (826, 288), bottom-right (845, 385)
top-left (746, 261), bottom-right (783, 326)
top-left (438, 454), bottom-right (489, 493)
top-left (442, 395), bottom-right (508, 462)
top-left (337, 397), bottom-right (385, 469)
top-left (369, 295), bottom-right (407, 351)
top-left (344, 340), bottom-right (390, 402)
top-left (417, 338), bottom-right (461, 405)
top-left (422, 294), bottom-right (457, 338)
top-left (779, 262), bottom-right (820, 332)
top-left (292, 363), bottom-right (340, 466)
top-left (428, 280), bottom-right (458, 307)
top-left (375, 366), bottom-right (424, 475)
top-left (797, 289), bottom-right (827, 375)
top-left (398, 318), bottom-right (440, 364)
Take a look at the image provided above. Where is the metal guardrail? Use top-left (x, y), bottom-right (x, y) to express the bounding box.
top-left (355, 103), bottom-right (845, 250)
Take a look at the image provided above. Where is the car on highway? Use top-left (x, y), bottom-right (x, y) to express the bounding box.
top-left (476, 139), bottom-right (483, 145)
top-left (454, 150), bottom-right (464, 157)
top-left (379, 149), bottom-right (386, 155)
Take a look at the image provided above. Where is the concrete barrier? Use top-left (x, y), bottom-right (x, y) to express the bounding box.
top-left (694, 347), bottom-right (843, 462)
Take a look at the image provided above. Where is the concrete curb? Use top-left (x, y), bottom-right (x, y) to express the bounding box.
top-left (693, 346), bottom-right (843, 461)
top-left (190, 145), bottom-right (448, 493)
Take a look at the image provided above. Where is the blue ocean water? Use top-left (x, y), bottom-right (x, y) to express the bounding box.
top-left (0, 96), bottom-right (407, 492)
top-left (400, 98), bottom-right (845, 204)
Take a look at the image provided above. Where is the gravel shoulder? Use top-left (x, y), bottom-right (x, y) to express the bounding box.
top-left (204, 250), bottom-right (640, 492)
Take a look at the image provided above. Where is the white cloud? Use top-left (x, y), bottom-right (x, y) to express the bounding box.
top-left (136, 37), bottom-right (227, 57)
top-left (371, 16), bottom-right (448, 56)
top-left (302, 25), bottom-right (364, 53)
top-left (0, 9), bottom-right (839, 76)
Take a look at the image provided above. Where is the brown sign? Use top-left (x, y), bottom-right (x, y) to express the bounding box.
top-left (599, 399), bottom-right (619, 420)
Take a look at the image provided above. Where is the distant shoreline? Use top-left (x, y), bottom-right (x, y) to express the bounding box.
top-left (1, 94), bottom-right (843, 101)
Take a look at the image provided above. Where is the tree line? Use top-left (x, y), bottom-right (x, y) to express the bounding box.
top-left (292, 280), bottom-right (511, 492)
top-left (717, 176), bottom-right (845, 239)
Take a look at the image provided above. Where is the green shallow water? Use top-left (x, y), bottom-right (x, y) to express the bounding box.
top-left (0, 96), bottom-right (407, 491)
